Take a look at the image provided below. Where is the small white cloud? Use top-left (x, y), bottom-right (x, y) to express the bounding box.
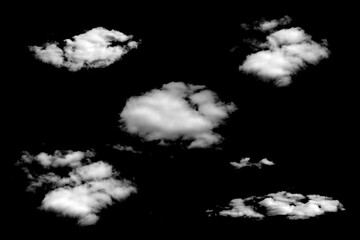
top-left (240, 17), bottom-right (330, 86)
top-left (258, 16), bottom-right (292, 32)
top-left (120, 82), bottom-right (236, 148)
top-left (113, 144), bottom-right (140, 153)
top-left (30, 27), bottom-right (138, 71)
top-left (18, 151), bottom-right (136, 226)
top-left (230, 157), bottom-right (274, 169)
top-left (76, 161), bottom-right (113, 180)
top-left (259, 158), bottom-right (274, 166)
top-left (52, 151), bottom-right (86, 168)
top-left (212, 191), bottom-right (345, 220)
top-left (22, 151), bottom-right (89, 168)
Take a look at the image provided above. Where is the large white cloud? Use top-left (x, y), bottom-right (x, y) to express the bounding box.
top-left (240, 17), bottom-right (330, 86)
top-left (230, 157), bottom-right (274, 169)
top-left (29, 27), bottom-right (138, 71)
top-left (18, 151), bottom-right (136, 226)
top-left (211, 191), bottom-right (344, 220)
top-left (120, 82), bottom-right (236, 148)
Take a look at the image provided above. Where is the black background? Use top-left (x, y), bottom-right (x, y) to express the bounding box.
top-left (3, 2), bottom-right (356, 238)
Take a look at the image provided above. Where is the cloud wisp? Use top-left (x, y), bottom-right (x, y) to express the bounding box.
top-left (18, 150), bottom-right (136, 226)
top-left (239, 16), bottom-right (330, 86)
top-left (257, 15), bottom-right (292, 32)
top-left (211, 191), bottom-right (344, 220)
top-left (230, 157), bottom-right (274, 169)
top-left (29, 27), bottom-right (139, 71)
top-left (113, 144), bottom-right (141, 154)
top-left (120, 82), bottom-right (237, 148)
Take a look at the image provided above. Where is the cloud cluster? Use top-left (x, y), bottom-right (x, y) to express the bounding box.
top-left (214, 191), bottom-right (344, 220)
top-left (29, 27), bottom-right (138, 71)
top-left (120, 82), bottom-right (236, 148)
top-left (19, 150), bottom-right (136, 226)
top-left (230, 157), bottom-right (274, 169)
top-left (240, 17), bottom-right (330, 86)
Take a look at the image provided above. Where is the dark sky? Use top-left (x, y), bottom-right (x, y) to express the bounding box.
top-left (4, 3), bottom-right (356, 238)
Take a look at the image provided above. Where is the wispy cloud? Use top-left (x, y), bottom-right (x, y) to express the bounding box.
top-left (210, 191), bottom-right (345, 220)
top-left (29, 27), bottom-right (139, 71)
top-left (113, 144), bottom-right (141, 154)
top-left (239, 16), bottom-right (330, 86)
top-left (120, 82), bottom-right (236, 148)
top-left (230, 157), bottom-right (274, 169)
top-left (257, 16), bottom-right (292, 32)
top-left (18, 150), bottom-right (136, 226)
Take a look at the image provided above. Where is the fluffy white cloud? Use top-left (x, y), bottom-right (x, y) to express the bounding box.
top-left (22, 150), bottom-right (90, 168)
top-left (120, 82), bottom-right (236, 148)
top-left (230, 157), bottom-right (274, 169)
top-left (18, 151), bottom-right (136, 226)
top-left (240, 18), bottom-right (330, 86)
top-left (211, 191), bottom-right (344, 220)
top-left (29, 27), bottom-right (138, 71)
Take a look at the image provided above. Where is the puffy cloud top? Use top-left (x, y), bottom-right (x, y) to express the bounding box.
top-left (120, 82), bottom-right (236, 148)
top-left (240, 17), bottom-right (330, 86)
top-left (29, 27), bottom-right (138, 71)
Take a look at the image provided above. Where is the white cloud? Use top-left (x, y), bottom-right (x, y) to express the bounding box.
top-left (219, 199), bottom-right (264, 219)
top-left (230, 157), bottom-right (274, 169)
top-left (258, 16), bottom-right (292, 32)
top-left (113, 144), bottom-right (140, 153)
top-left (22, 150), bottom-right (90, 168)
top-left (259, 158), bottom-right (274, 166)
top-left (120, 82), bottom-right (236, 148)
top-left (18, 151), bottom-right (136, 226)
top-left (240, 18), bottom-right (330, 86)
top-left (211, 191), bottom-right (344, 220)
top-left (29, 27), bottom-right (138, 71)
top-left (76, 161), bottom-right (113, 180)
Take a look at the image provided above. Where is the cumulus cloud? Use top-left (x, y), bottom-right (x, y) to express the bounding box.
top-left (120, 82), bottom-right (236, 148)
top-left (240, 17), bottom-right (330, 86)
top-left (18, 151), bottom-right (136, 226)
top-left (29, 27), bottom-right (138, 71)
top-left (210, 191), bottom-right (344, 220)
top-left (230, 157), bottom-right (274, 169)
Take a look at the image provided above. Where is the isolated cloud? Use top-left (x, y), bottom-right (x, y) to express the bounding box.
top-left (210, 191), bottom-right (344, 220)
top-left (240, 17), bottom-right (330, 86)
top-left (120, 82), bottom-right (236, 148)
top-left (230, 157), bottom-right (274, 169)
top-left (18, 151), bottom-right (136, 226)
top-left (113, 144), bottom-right (140, 154)
top-left (29, 27), bottom-right (138, 71)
